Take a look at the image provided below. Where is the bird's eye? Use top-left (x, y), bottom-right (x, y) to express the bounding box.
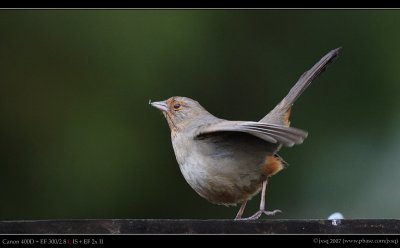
top-left (173, 103), bottom-right (181, 110)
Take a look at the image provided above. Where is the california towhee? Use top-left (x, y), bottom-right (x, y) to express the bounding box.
top-left (151, 48), bottom-right (340, 220)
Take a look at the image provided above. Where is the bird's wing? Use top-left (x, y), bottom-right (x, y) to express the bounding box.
top-left (195, 121), bottom-right (308, 147)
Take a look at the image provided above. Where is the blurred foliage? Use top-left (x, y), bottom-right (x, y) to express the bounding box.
top-left (1, 10), bottom-right (400, 220)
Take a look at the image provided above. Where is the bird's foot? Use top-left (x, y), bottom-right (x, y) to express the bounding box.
top-left (237, 209), bottom-right (282, 220)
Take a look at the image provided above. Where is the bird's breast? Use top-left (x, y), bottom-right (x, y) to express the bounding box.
top-left (171, 131), bottom-right (272, 205)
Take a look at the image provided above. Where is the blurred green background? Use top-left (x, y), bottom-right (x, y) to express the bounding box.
top-left (1, 10), bottom-right (400, 220)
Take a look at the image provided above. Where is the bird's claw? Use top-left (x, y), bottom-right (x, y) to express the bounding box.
top-left (236, 209), bottom-right (282, 220)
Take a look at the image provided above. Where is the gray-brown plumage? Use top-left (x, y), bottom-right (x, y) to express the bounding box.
top-left (151, 48), bottom-right (340, 219)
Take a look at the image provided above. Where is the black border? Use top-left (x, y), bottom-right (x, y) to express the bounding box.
top-left (0, 234), bottom-right (399, 246)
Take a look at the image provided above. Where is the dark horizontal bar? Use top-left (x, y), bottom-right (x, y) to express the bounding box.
top-left (0, 219), bottom-right (399, 234)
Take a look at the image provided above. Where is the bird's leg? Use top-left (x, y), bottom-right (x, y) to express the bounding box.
top-left (241, 179), bottom-right (282, 220)
top-left (234, 200), bottom-right (248, 220)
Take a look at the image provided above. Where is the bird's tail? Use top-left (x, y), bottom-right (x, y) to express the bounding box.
top-left (260, 47), bottom-right (341, 125)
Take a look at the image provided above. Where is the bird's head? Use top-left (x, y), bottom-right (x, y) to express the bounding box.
top-left (150, 96), bottom-right (208, 132)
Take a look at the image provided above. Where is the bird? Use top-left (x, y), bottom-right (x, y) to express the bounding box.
top-left (150, 48), bottom-right (340, 220)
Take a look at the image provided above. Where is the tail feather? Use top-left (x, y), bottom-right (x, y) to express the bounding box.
top-left (260, 48), bottom-right (341, 125)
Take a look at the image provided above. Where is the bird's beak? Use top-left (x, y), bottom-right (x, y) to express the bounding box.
top-left (150, 100), bottom-right (168, 112)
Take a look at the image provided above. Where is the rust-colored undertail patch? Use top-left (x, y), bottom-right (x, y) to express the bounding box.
top-left (262, 155), bottom-right (285, 177)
